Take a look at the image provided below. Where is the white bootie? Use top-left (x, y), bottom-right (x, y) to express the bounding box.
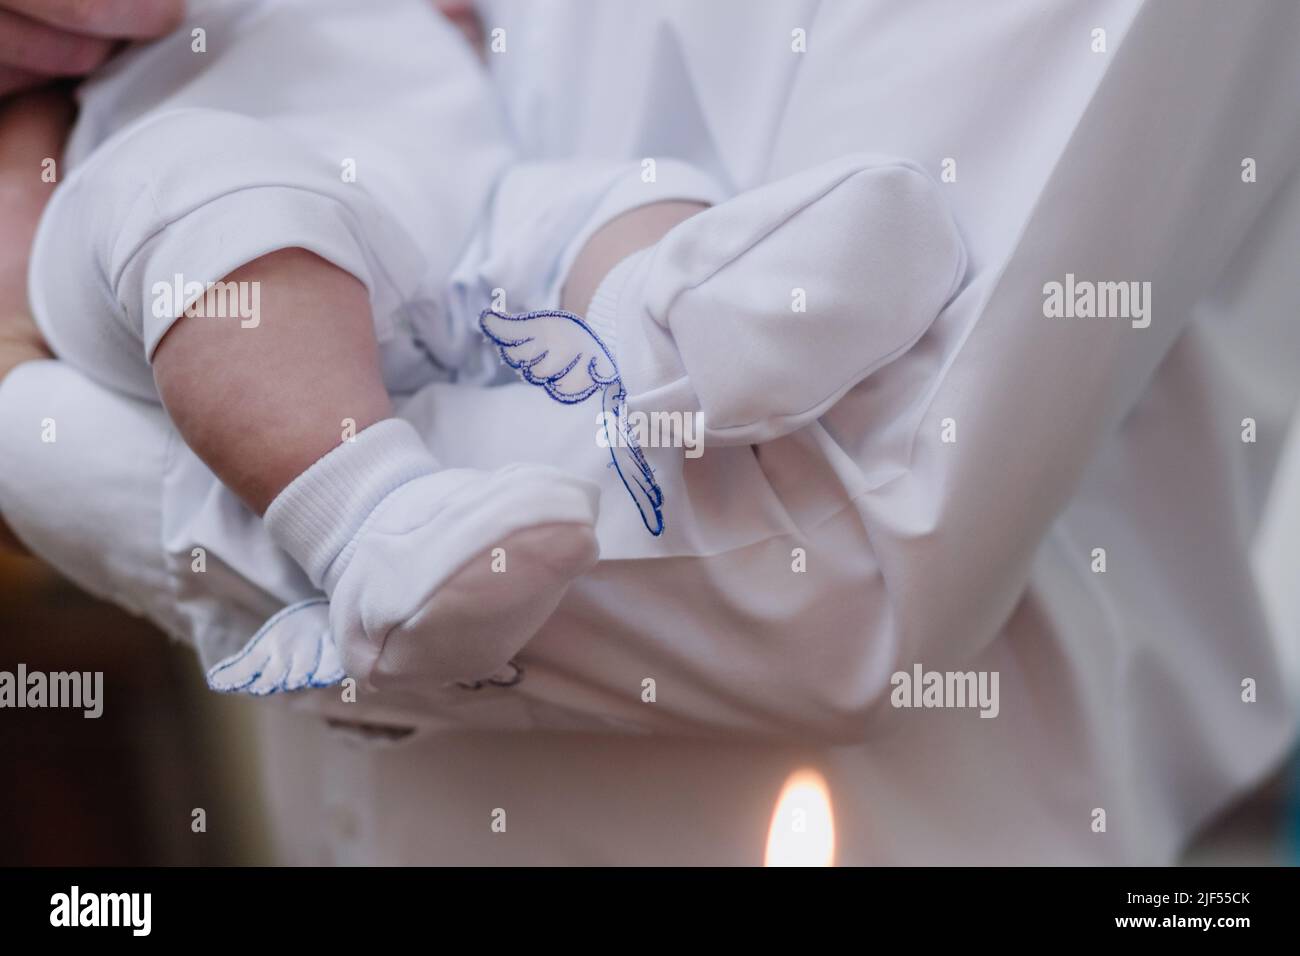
top-left (207, 419), bottom-right (599, 695)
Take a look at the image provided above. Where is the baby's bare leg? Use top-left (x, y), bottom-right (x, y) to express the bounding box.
top-left (560, 201), bottom-right (708, 314)
top-left (24, 190), bottom-right (668, 566)
top-left (150, 247), bottom-right (598, 694)
top-left (152, 248), bottom-right (392, 515)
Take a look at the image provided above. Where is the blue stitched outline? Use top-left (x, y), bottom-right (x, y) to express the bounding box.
top-left (601, 381), bottom-right (664, 535)
top-left (205, 597), bottom-right (343, 695)
top-left (479, 307), bottom-right (665, 536)
top-left (480, 308), bottom-right (620, 403)
top-left (283, 623), bottom-right (328, 693)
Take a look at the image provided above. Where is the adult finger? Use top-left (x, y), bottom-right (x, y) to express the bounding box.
top-left (0, 8), bottom-right (113, 76)
top-left (0, 0), bottom-right (184, 39)
top-left (0, 90), bottom-right (72, 370)
top-left (0, 64), bottom-right (44, 97)
top-left (0, 86), bottom-right (78, 171)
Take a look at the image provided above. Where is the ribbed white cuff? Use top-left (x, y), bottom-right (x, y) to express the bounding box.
top-left (550, 161), bottom-right (726, 312)
top-left (264, 418), bottom-right (437, 590)
top-left (583, 247), bottom-right (651, 365)
top-left (123, 185), bottom-right (378, 362)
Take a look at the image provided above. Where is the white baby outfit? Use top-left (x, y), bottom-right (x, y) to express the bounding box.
top-left (26, 0), bottom-right (965, 695)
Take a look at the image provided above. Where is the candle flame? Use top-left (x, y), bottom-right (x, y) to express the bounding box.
top-left (764, 768), bottom-right (835, 866)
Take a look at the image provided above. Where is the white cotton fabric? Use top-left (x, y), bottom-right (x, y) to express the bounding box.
top-left (2, 0), bottom-right (1299, 865)
top-left (322, 463), bottom-right (600, 688)
top-left (265, 419), bottom-right (438, 591)
top-left (261, 415), bottom-right (603, 689)
top-left (446, 157), bottom-right (729, 325)
top-left (583, 154), bottom-right (966, 445)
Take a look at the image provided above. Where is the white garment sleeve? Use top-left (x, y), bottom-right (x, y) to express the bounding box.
top-left (386, 0), bottom-right (1300, 741)
top-left (0, 360), bottom-right (316, 670)
top-left (0, 361), bottom-right (186, 636)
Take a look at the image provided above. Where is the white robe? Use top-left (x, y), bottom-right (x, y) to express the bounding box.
top-left (1, 0), bottom-right (1298, 864)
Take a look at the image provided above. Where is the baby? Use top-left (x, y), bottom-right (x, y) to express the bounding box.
top-left (26, 0), bottom-right (966, 695)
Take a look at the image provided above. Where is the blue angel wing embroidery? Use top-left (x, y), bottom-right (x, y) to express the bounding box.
top-left (479, 308), bottom-right (619, 403)
top-left (205, 599), bottom-right (345, 696)
top-left (601, 381), bottom-right (664, 535)
top-left (480, 307), bottom-right (665, 535)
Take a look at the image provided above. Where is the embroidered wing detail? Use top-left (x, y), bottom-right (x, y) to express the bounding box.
top-left (479, 307), bottom-right (665, 535)
top-left (601, 382), bottom-right (664, 535)
top-left (206, 599), bottom-right (345, 696)
top-left (479, 308), bottom-right (620, 403)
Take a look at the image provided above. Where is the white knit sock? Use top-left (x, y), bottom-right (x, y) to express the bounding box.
top-left (581, 247), bottom-right (649, 361)
top-left (264, 418), bottom-right (437, 591)
top-left (561, 154), bottom-right (969, 443)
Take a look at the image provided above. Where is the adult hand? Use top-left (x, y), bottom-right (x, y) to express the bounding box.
top-left (0, 0), bottom-right (183, 96)
top-left (0, 87), bottom-right (74, 555)
top-left (434, 0), bottom-right (484, 53)
top-left (0, 86), bottom-right (69, 368)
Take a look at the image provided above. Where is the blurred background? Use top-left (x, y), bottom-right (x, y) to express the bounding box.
top-left (0, 551), bottom-right (271, 865)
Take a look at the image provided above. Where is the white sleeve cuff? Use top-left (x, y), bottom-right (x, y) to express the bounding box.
top-left (116, 185), bottom-right (381, 360)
